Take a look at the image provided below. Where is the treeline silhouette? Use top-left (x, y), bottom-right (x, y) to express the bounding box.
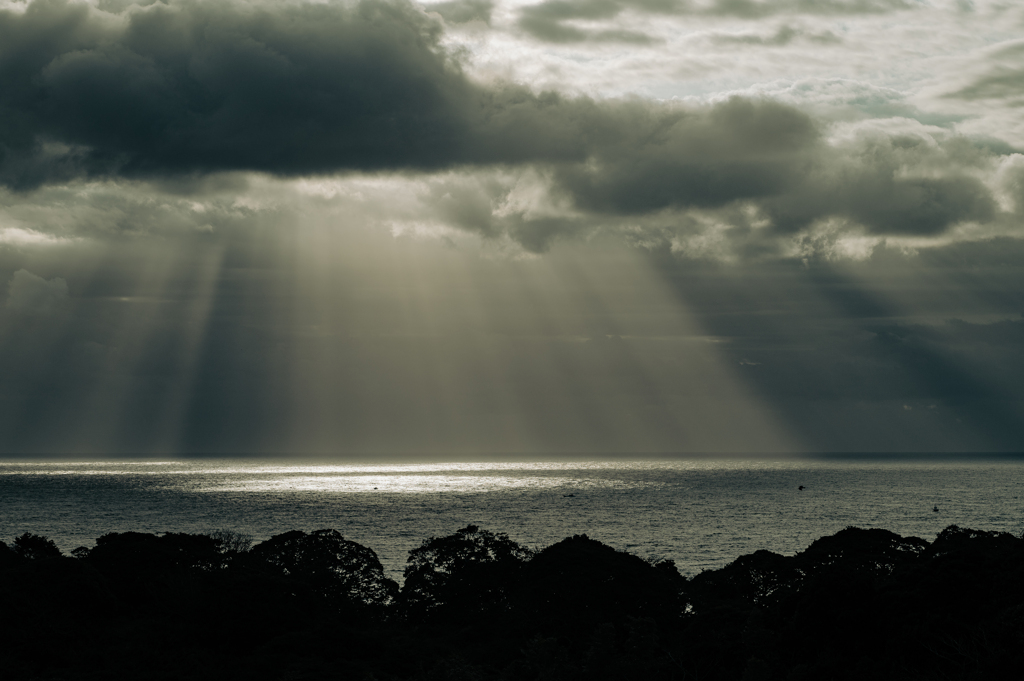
top-left (1, 524), bottom-right (1021, 680)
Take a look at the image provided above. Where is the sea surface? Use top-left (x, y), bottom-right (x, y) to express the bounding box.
top-left (1, 457), bottom-right (1022, 579)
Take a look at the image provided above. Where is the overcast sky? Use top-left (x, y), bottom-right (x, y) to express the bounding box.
top-left (1, 0), bottom-right (1022, 455)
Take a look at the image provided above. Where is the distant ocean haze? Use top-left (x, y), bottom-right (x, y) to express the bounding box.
top-left (1, 458), bottom-right (1021, 579)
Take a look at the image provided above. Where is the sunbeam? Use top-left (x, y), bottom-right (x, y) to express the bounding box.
top-left (646, 243), bottom-right (1024, 453)
top-left (1, 0), bottom-right (1022, 456)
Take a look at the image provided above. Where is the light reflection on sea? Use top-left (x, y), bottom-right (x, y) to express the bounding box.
top-left (1, 458), bottom-right (1021, 579)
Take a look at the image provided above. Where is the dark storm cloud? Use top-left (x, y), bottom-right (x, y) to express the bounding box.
top-left (0, 0), bottom-right (925, 191)
top-left (0, 0), bottom-right (610, 187)
top-left (0, 0), bottom-right (760, 185)
top-left (759, 171), bottom-right (997, 237)
top-left (756, 132), bottom-right (1000, 236)
top-left (838, 176), bottom-right (995, 235)
top-left (406, 97), bottom-right (1003, 253)
top-left (517, 0), bottom-right (913, 44)
top-left (0, 0), bottom-right (1009, 251)
top-left (549, 100), bottom-right (998, 238)
top-left (553, 97), bottom-right (821, 213)
top-left (0, 0), bottom-right (462, 183)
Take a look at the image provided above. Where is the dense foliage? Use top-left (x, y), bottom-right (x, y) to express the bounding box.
top-left (0, 524), bottom-right (1021, 680)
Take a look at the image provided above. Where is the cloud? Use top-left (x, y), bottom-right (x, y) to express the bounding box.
top-left (706, 0), bottom-right (915, 18)
top-left (426, 0), bottom-right (494, 24)
top-left (0, 0), bottom-right (1015, 258)
top-left (0, 225), bottom-right (72, 245)
top-left (6, 268), bottom-right (68, 314)
top-left (944, 41), bottom-right (1024, 103)
top-left (0, 112), bottom-right (1009, 258)
top-left (995, 154), bottom-right (1024, 214)
top-left (0, 0), bottom-right (934, 194)
top-left (553, 97), bottom-right (821, 214)
top-left (0, 0), bottom-right (462, 185)
top-left (762, 120), bottom-right (1000, 236)
top-left (710, 24), bottom-right (842, 46)
top-left (516, 0), bottom-right (915, 44)
top-left (404, 112), bottom-right (1004, 255)
top-left (738, 80), bottom-right (965, 127)
top-left (517, 0), bottom-right (656, 43)
top-left (918, 35), bottom-right (1024, 151)
top-left (0, 0), bottom-right (617, 186)
top-left (547, 104), bottom-right (999, 245)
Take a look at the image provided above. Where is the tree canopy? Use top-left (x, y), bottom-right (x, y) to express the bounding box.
top-left (1, 523), bottom-right (1021, 680)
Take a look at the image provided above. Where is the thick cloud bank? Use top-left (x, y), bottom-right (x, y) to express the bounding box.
top-left (0, 0), bottom-right (1016, 255)
top-left (0, 0), bottom-right (610, 185)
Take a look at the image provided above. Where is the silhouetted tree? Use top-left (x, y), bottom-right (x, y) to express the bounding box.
top-left (11, 533), bottom-right (62, 560)
top-left (250, 529), bottom-right (398, 611)
top-left (400, 524), bottom-right (534, 623)
top-left (209, 529), bottom-right (253, 556)
top-left (927, 524), bottom-right (1020, 558)
top-left (0, 539), bottom-right (19, 570)
top-left (901, 524), bottom-right (1024, 672)
top-left (87, 531), bottom-right (223, 577)
top-left (511, 534), bottom-right (687, 637)
top-left (795, 526), bottom-right (928, 579)
top-left (689, 549), bottom-right (800, 609)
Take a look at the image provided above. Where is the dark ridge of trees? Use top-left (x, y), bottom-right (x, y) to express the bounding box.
top-left (0, 525), bottom-right (1022, 680)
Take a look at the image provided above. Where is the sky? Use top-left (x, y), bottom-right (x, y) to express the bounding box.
top-left (1, 0), bottom-right (1023, 456)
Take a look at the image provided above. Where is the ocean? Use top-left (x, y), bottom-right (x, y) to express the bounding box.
top-left (1, 457), bottom-right (1021, 579)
